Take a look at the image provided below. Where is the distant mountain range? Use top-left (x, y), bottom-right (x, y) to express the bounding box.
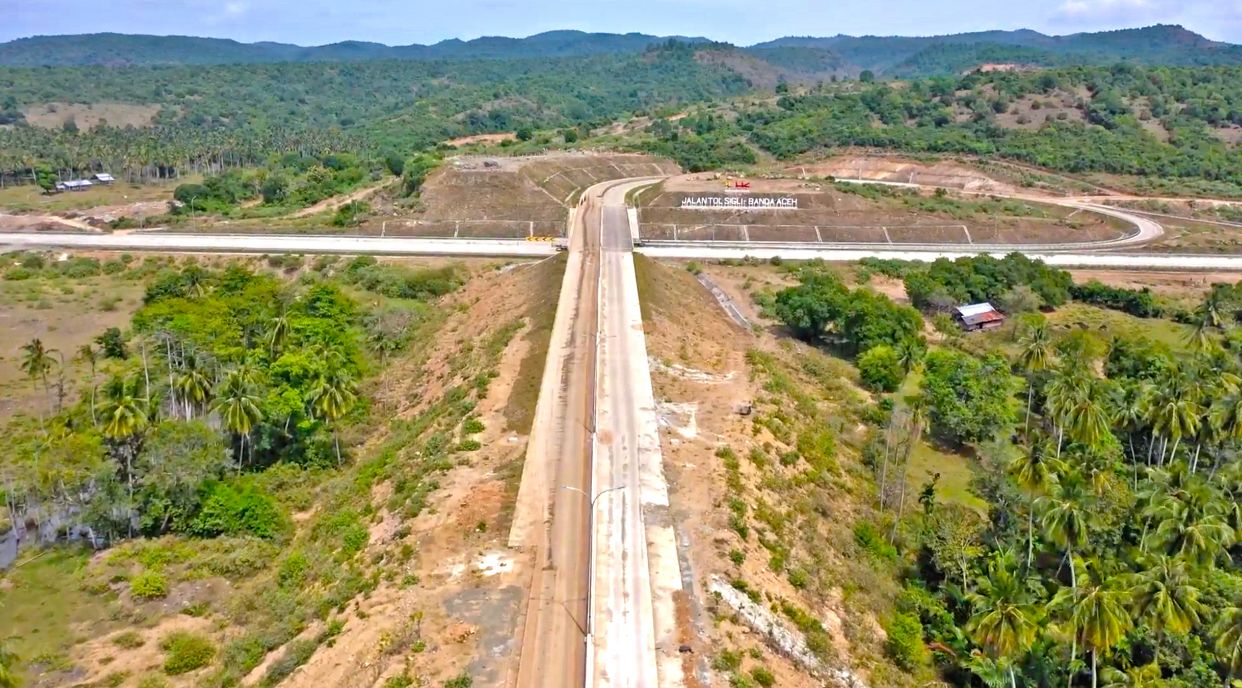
top-left (1, 25), bottom-right (1239, 76)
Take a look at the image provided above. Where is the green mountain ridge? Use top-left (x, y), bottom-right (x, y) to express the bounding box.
top-left (1, 25), bottom-right (1239, 76)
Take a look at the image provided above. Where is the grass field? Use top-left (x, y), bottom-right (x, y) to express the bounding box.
top-left (0, 548), bottom-right (117, 668)
top-left (0, 180), bottom-right (183, 213)
top-left (1044, 303), bottom-right (1193, 350)
top-left (0, 267), bottom-right (147, 420)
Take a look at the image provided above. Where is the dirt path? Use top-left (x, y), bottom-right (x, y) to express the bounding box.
top-left (291, 178), bottom-right (397, 218)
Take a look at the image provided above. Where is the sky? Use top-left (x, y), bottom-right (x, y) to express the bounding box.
top-left (1, 0), bottom-right (1240, 45)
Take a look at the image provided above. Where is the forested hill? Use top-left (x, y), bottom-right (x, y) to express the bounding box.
top-left (0, 30), bottom-right (711, 67)
top-left (757, 25), bottom-right (1242, 76)
top-left (2, 25), bottom-right (1240, 75)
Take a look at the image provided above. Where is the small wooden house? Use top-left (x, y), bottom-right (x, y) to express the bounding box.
top-left (955, 303), bottom-right (1005, 332)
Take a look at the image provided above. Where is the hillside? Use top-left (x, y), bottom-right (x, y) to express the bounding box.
top-left (0, 30), bottom-right (710, 66)
top-left (2, 25), bottom-right (1240, 76)
top-left (755, 25), bottom-right (1242, 76)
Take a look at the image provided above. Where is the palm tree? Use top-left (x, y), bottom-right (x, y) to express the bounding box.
top-left (894, 337), bottom-right (926, 375)
top-left (1016, 321), bottom-right (1054, 433)
top-left (1041, 471), bottom-right (1091, 592)
top-left (1052, 575), bottom-right (1132, 688)
top-left (307, 369), bottom-right (358, 466)
top-left (1063, 377), bottom-right (1114, 449)
top-left (1126, 555), bottom-right (1203, 638)
top-left (1216, 603), bottom-right (1242, 680)
top-left (1043, 365), bottom-right (1090, 458)
top-left (1150, 483), bottom-right (1234, 567)
top-left (98, 377), bottom-right (150, 538)
top-left (267, 313), bottom-right (290, 356)
top-left (1009, 440), bottom-right (1058, 568)
top-left (1188, 287), bottom-right (1228, 351)
top-left (1099, 662), bottom-right (1161, 688)
top-left (1146, 372), bottom-right (1202, 467)
top-left (212, 367), bottom-right (264, 469)
top-left (968, 554), bottom-right (1040, 688)
top-left (75, 343), bottom-right (99, 426)
top-left (173, 355), bottom-right (212, 420)
top-left (19, 338), bottom-right (57, 413)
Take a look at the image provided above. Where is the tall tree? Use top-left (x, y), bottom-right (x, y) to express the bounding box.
top-left (1052, 575), bottom-right (1133, 688)
top-left (75, 343), bottom-right (99, 426)
top-left (212, 366), bottom-right (263, 469)
top-left (98, 377), bottom-right (150, 537)
top-left (1126, 555), bottom-right (1203, 639)
top-left (19, 338), bottom-right (57, 414)
top-left (1009, 440), bottom-right (1059, 568)
top-left (1016, 320), bottom-right (1054, 433)
top-left (1216, 603), bottom-right (1242, 680)
top-left (968, 554), bottom-right (1041, 688)
top-left (307, 369), bottom-right (358, 466)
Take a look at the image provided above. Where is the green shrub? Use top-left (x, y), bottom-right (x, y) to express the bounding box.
top-left (854, 521), bottom-right (897, 562)
top-left (4, 267), bottom-right (33, 281)
top-left (751, 667), bottom-right (776, 687)
top-left (130, 570), bottom-right (169, 600)
top-left (885, 611), bottom-right (928, 670)
top-left (189, 481), bottom-right (288, 540)
top-left (277, 551), bottom-right (311, 588)
top-left (462, 418), bottom-right (485, 434)
top-left (161, 631), bottom-right (216, 675)
top-left (137, 676), bottom-right (171, 688)
top-left (444, 674), bottom-right (473, 688)
top-left (712, 649), bottom-right (743, 672)
top-left (456, 439), bottom-right (482, 452)
top-left (857, 345), bottom-right (904, 392)
top-left (728, 549), bottom-right (746, 565)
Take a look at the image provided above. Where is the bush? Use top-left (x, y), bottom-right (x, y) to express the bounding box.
top-left (188, 481), bottom-right (288, 540)
top-left (857, 345), bottom-right (904, 392)
top-left (462, 418), bottom-right (485, 434)
top-left (1070, 280), bottom-right (1163, 317)
top-left (885, 612), bottom-right (928, 670)
top-left (750, 667), bottom-right (776, 687)
top-left (444, 674), bottom-right (473, 688)
top-left (4, 267), bottom-right (33, 281)
top-left (161, 631), bottom-right (216, 675)
top-left (130, 570), bottom-right (169, 600)
top-left (137, 676), bottom-right (171, 688)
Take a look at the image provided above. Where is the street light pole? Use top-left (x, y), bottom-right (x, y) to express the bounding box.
top-left (560, 483), bottom-right (626, 638)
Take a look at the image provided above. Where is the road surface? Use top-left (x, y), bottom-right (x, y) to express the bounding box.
top-left (511, 189), bottom-right (601, 688)
top-left (592, 180), bottom-right (683, 687)
top-left (0, 232), bottom-right (555, 257)
top-left (635, 244), bottom-right (1242, 269)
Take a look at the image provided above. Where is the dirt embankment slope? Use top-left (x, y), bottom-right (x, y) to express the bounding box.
top-left (369, 152), bottom-right (678, 239)
top-left (637, 256), bottom-right (904, 687)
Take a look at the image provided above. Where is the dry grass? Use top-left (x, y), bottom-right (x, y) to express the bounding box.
top-left (21, 102), bottom-right (163, 131)
top-left (0, 179), bottom-right (182, 214)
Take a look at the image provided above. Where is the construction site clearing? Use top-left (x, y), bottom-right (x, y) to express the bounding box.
top-left (634, 174), bottom-right (1131, 246)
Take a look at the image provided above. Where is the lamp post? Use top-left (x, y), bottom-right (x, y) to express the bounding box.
top-left (560, 483), bottom-right (626, 637)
